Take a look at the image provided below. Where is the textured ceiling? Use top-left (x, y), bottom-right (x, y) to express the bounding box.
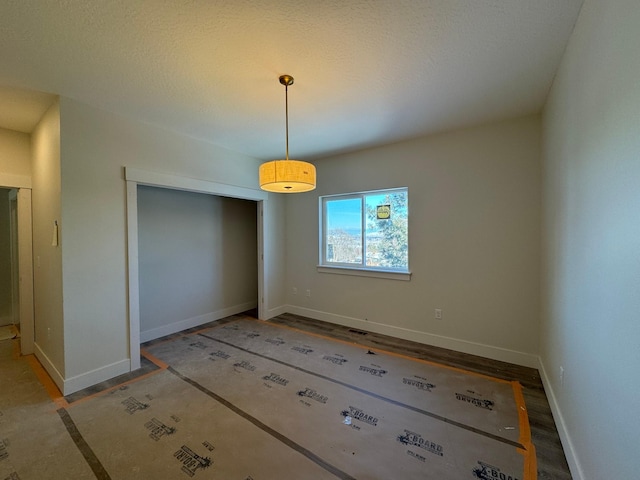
top-left (0, 0), bottom-right (583, 160)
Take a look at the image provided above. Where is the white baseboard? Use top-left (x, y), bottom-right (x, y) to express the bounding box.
top-left (34, 342), bottom-right (65, 393)
top-left (262, 304), bottom-right (287, 320)
top-left (36, 341), bottom-right (131, 396)
top-left (63, 358), bottom-right (131, 396)
top-left (140, 301), bottom-right (258, 343)
top-left (285, 305), bottom-right (540, 368)
top-left (538, 357), bottom-right (585, 480)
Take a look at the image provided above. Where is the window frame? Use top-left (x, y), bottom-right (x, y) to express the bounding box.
top-left (318, 187), bottom-right (411, 281)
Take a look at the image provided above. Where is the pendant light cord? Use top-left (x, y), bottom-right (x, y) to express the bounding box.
top-left (285, 82), bottom-right (290, 161)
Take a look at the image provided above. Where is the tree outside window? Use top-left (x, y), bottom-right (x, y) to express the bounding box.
top-left (321, 188), bottom-right (408, 272)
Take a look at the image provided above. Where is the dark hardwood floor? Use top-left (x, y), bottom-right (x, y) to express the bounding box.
top-left (268, 312), bottom-right (572, 480)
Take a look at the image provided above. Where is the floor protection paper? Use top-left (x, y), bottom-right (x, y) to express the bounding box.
top-left (118, 317), bottom-right (538, 480)
top-left (0, 340), bottom-right (95, 480)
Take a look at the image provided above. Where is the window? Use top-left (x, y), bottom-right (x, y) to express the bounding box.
top-left (320, 188), bottom-right (409, 278)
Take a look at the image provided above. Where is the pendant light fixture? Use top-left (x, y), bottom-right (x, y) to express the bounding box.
top-left (259, 75), bottom-right (316, 193)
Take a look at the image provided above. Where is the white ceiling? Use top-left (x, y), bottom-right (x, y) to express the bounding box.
top-left (0, 0), bottom-right (583, 161)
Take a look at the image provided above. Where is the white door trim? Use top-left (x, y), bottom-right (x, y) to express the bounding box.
top-left (17, 189), bottom-right (34, 354)
top-left (124, 167), bottom-right (268, 371)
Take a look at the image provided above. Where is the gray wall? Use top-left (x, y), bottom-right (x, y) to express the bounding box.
top-left (57, 97), bottom-right (277, 394)
top-left (540, 0), bottom-right (640, 478)
top-left (32, 100), bottom-right (65, 375)
top-left (285, 115), bottom-right (541, 367)
top-left (0, 189), bottom-right (10, 325)
top-left (138, 186), bottom-right (258, 341)
top-left (0, 127), bottom-right (31, 327)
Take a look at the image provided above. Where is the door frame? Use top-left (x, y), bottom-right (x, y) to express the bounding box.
top-left (0, 174), bottom-right (34, 354)
top-left (124, 167), bottom-right (268, 370)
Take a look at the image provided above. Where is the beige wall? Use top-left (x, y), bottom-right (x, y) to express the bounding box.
top-left (31, 100), bottom-right (65, 379)
top-left (138, 186), bottom-right (258, 341)
top-left (540, 0), bottom-right (640, 478)
top-left (285, 115), bottom-right (541, 366)
top-left (0, 127), bottom-right (31, 181)
top-left (57, 97), bottom-right (282, 393)
top-left (0, 127), bottom-right (32, 327)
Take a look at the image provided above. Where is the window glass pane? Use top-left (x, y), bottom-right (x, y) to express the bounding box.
top-left (321, 188), bottom-right (408, 273)
top-left (365, 191), bottom-right (408, 269)
top-left (325, 198), bottom-right (362, 264)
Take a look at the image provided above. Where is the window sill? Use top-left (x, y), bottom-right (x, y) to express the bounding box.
top-left (316, 265), bottom-right (412, 281)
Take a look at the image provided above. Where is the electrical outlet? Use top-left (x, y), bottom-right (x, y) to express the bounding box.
top-left (560, 366), bottom-right (565, 386)
top-left (435, 308), bottom-right (443, 320)
top-left (306, 289), bottom-right (311, 298)
top-left (292, 287), bottom-right (297, 295)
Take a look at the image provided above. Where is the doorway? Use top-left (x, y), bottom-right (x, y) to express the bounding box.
top-left (136, 185), bottom-right (258, 343)
top-left (125, 167), bottom-right (268, 371)
top-left (0, 179), bottom-right (34, 354)
top-left (0, 189), bottom-right (19, 340)
top-left (0, 188), bottom-right (15, 328)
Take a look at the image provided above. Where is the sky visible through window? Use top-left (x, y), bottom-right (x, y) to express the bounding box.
top-left (326, 198), bottom-right (360, 232)
top-left (323, 190), bottom-right (408, 269)
top-left (326, 194), bottom-right (387, 232)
